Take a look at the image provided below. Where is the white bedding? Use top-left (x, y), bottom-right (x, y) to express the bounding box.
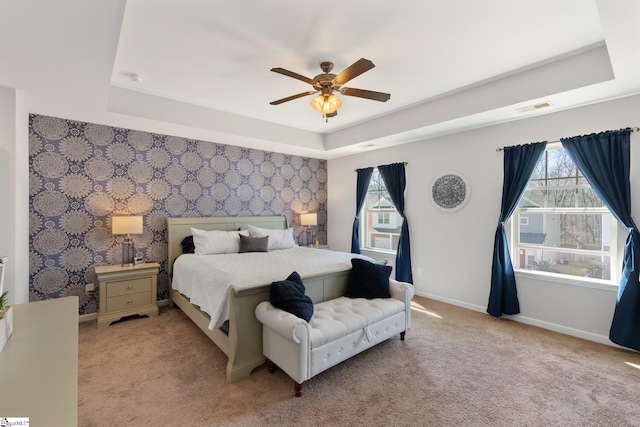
top-left (171, 247), bottom-right (373, 330)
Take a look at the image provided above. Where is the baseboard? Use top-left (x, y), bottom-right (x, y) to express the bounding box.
top-left (502, 312), bottom-right (624, 348)
top-left (78, 299), bottom-right (170, 323)
top-left (79, 312), bottom-right (97, 323)
top-left (416, 291), bottom-right (486, 312)
top-left (415, 291), bottom-right (624, 349)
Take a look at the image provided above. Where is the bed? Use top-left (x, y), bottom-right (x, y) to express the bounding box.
top-left (166, 216), bottom-right (370, 383)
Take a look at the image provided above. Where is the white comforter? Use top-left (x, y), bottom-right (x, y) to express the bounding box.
top-left (171, 247), bottom-right (373, 330)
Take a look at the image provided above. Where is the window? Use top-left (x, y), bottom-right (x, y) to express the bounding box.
top-left (361, 169), bottom-right (400, 252)
top-left (508, 143), bottom-right (618, 282)
top-left (378, 212), bottom-right (390, 224)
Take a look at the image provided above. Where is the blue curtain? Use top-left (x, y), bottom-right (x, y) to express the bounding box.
top-left (379, 162), bottom-right (413, 283)
top-left (351, 167), bottom-right (373, 254)
top-left (488, 142), bottom-right (547, 317)
top-left (561, 129), bottom-right (640, 351)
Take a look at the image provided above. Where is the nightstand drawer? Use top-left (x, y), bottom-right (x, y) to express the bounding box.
top-left (106, 292), bottom-right (152, 312)
top-left (106, 277), bottom-right (152, 298)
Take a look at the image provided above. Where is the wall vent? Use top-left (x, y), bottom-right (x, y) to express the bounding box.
top-left (516, 101), bottom-right (553, 113)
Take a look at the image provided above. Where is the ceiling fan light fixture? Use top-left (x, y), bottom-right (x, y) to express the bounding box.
top-left (271, 58), bottom-right (389, 121)
top-left (310, 93), bottom-right (342, 117)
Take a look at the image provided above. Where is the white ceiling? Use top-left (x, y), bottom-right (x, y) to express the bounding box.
top-left (2, 0), bottom-right (640, 159)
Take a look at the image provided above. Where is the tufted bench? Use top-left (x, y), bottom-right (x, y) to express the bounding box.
top-left (255, 279), bottom-right (414, 396)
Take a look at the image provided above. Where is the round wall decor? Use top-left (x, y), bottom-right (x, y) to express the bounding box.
top-left (430, 172), bottom-right (470, 212)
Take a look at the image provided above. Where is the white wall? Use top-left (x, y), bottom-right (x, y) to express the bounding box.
top-left (14, 91), bottom-right (29, 305)
top-left (0, 86), bottom-right (18, 304)
top-left (328, 94), bottom-right (640, 346)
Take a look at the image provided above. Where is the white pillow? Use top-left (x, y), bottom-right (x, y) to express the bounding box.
top-left (190, 227), bottom-right (249, 255)
top-left (248, 225), bottom-right (295, 250)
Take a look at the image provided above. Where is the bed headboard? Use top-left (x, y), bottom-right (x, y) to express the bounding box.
top-left (166, 216), bottom-right (289, 279)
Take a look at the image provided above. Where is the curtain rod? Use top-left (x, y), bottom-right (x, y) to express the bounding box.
top-left (495, 127), bottom-right (640, 152)
top-left (354, 161), bottom-right (408, 172)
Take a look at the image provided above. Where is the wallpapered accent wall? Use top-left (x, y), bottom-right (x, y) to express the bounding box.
top-left (28, 114), bottom-right (328, 316)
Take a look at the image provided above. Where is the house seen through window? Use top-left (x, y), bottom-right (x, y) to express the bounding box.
top-left (361, 169), bottom-right (401, 252)
top-left (508, 143), bottom-right (618, 282)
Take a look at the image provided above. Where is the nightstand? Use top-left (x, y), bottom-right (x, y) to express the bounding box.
top-left (95, 262), bottom-right (160, 328)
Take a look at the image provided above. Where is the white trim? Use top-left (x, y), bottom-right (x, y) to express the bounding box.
top-left (416, 290), bottom-right (486, 312)
top-left (501, 312), bottom-right (626, 348)
top-left (415, 290), bottom-right (628, 349)
top-left (79, 312), bottom-right (97, 323)
top-left (514, 269), bottom-right (619, 292)
top-left (360, 247), bottom-right (396, 256)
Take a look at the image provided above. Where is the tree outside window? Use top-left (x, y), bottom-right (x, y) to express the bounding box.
top-left (510, 143), bottom-right (618, 281)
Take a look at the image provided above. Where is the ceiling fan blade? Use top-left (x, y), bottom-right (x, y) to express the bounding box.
top-left (326, 111), bottom-right (338, 118)
top-left (270, 91), bottom-right (317, 105)
top-left (271, 68), bottom-right (316, 86)
top-left (340, 87), bottom-right (391, 102)
top-left (333, 58), bottom-right (375, 85)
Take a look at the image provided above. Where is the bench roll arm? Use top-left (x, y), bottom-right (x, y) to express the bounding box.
top-left (389, 279), bottom-right (415, 329)
top-left (255, 301), bottom-right (310, 344)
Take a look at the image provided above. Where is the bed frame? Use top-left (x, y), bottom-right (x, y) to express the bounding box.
top-left (166, 216), bottom-right (353, 383)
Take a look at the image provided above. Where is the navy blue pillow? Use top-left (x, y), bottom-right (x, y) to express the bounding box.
top-left (181, 236), bottom-right (195, 254)
top-left (269, 271), bottom-right (314, 322)
top-left (345, 258), bottom-right (392, 299)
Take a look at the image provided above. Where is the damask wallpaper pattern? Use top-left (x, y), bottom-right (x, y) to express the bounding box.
top-left (28, 114), bottom-right (328, 316)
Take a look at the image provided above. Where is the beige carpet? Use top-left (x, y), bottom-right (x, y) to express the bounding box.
top-left (78, 296), bottom-right (640, 426)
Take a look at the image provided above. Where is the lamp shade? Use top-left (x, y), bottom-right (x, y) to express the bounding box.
top-left (112, 216), bottom-right (143, 235)
top-left (300, 213), bottom-right (318, 226)
top-left (310, 94), bottom-right (342, 116)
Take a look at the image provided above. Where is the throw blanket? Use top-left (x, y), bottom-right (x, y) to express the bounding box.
top-left (171, 247), bottom-right (373, 330)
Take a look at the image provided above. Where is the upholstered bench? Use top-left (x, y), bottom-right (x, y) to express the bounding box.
top-left (255, 278), bottom-right (414, 396)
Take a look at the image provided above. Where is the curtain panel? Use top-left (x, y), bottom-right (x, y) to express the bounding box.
top-left (379, 162), bottom-right (413, 283)
top-left (561, 129), bottom-right (640, 351)
top-left (351, 167), bottom-right (374, 254)
top-left (488, 142), bottom-right (547, 317)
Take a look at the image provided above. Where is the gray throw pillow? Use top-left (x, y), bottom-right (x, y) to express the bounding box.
top-left (239, 234), bottom-right (269, 253)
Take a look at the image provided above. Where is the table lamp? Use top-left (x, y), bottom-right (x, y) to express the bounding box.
top-left (112, 216), bottom-right (143, 266)
top-left (300, 213), bottom-right (318, 247)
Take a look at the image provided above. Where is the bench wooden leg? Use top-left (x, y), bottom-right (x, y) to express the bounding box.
top-left (267, 359), bottom-right (276, 373)
top-left (294, 381), bottom-right (302, 397)
top-left (400, 331), bottom-right (406, 341)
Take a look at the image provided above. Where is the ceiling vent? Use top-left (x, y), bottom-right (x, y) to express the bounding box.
top-left (516, 101), bottom-right (553, 113)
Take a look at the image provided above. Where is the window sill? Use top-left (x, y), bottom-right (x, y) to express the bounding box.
top-left (360, 248), bottom-right (396, 256)
top-left (514, 269), bottom-right (619, 292)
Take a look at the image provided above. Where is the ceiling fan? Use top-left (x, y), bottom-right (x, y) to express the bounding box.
top-left (270, 58), bottom-right (391, 121)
